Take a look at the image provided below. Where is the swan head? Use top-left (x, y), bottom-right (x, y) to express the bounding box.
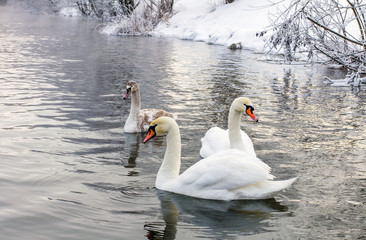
top-left (233, 97), bottom-right (258, 122)
top-left (123, 81), bottom-right (139, 100)
top-left (143, 117), bottom-right (175, 143)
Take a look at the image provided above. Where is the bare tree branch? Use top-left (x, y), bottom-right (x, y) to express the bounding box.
top-left (306, 15), bottom-right (364, 46)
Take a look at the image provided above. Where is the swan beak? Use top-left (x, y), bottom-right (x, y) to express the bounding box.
top-left (246, 107), bottom-right (258, 122)
top-left (143, 126), bottom-right (157, 143)
top-left (123, 88), bottom-right (131, 100)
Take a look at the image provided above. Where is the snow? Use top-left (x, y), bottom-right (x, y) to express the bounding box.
top-left (59, 6), bottom-right (82, 17)
top-left (153, 0), bottom-right (290, 51)
top-left (57, 0), bottom-right (361, 54)
top-left (325, 76), bottom-right (366, 87)
top-left (68, 0), bottom-right (290, 51)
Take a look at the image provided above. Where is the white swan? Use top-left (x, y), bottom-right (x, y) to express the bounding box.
top-left (143, 117), bottom-right (297, 201)
top-left (200, 97), bottom-right (258, 158)
top-left (123, 81), bottom-right (176, 133)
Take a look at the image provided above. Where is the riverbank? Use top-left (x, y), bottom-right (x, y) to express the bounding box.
top-left (57, 0), bottom-right (289, 52)
top-left (153, 0), bottom-right (289, 51)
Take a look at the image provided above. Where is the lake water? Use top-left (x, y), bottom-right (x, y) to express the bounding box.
top-left (0, 5), bottom-right (365, 240)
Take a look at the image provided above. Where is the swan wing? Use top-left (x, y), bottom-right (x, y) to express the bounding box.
top-left (200, 127), bottom-right (256, 158)
top-left (200, 127), bottom-right (230, 158)
top-left (178, 150), bottom-right (274, 191)
top-left (240, 129), bottom-right (256, 157)
top-left (138, 109), bottom-right (177, 132)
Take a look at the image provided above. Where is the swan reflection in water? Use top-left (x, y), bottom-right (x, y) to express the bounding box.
top-left (123, 132), bottom-right (165, 169)
top-left (145, 190), bottom-right (289, 240)
top-left (123, 133), bottom-right (142, 168)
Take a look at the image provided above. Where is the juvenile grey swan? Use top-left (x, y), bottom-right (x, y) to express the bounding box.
top-left (123, 81), bottom-right (176, 133)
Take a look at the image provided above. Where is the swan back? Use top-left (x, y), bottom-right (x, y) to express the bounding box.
top-left (162, 149), bottom-right (294, 200)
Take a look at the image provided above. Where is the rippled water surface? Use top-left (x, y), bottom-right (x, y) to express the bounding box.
top-left (1, 5), bottom-right (365, 240)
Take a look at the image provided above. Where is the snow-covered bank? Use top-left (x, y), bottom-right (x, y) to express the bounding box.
top-left (85, 0), bottom-right (289, 51)
top-left (153, 0), bottom-right (289, 51)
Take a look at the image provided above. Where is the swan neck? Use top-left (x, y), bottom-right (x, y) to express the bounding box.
top-left (228, 104), bottom-right (244, 150)
top-left (156, 123), bottom-right (181, 187)
top-left (130, 89), bottom-right (141, 113)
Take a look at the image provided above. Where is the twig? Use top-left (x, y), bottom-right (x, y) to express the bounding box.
top-left (313, 45), bottom-right (358, 71)
top-left (306, 15), bottom-right (364, 47)
top-left (346, 0), bottom-right (366, 50)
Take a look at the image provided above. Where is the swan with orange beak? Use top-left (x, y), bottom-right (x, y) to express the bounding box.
top-left (200, 97), bottom-right (259, 158)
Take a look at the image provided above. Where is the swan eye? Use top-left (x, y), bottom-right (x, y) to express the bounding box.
top-left (244, 104), bottom-right (258, 122)
top-left (248, 106), bottom-right (254, 114)
top-left (244, 104), bottom-right (254, 113)
top-left (148, 124), bottom-right (157, 134)
top-left (143, 124), bottom-right (157, 143)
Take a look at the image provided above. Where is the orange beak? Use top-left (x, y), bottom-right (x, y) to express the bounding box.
top-left (246, 106), bottom-right (258, 122)
top-left (143, 126), bottom-right (157, 143)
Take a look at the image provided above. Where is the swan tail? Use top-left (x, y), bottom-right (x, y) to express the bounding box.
top-left (264, 177), bottom-right (298, 198)
top-left (234, 177), bottom-right (298, 200)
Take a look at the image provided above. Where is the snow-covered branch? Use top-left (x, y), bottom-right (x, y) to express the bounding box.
top-left (265, 0), bottom-right (366, 86)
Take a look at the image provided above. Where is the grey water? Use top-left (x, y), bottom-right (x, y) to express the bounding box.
top-left (0, 5), bottom-right (365, 240)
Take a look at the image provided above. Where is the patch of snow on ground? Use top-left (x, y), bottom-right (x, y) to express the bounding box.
top-left (154, 0), bottom-right (290, 51)
top-left (59, 6), bottom-right (82, 17)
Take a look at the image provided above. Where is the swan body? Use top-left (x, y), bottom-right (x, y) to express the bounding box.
top-left (123, 81), bottom-right (176, 133)
top-left (144, 117), bottom-right (297, 201)
top-left (200, 97), bottom-right (258, 158)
